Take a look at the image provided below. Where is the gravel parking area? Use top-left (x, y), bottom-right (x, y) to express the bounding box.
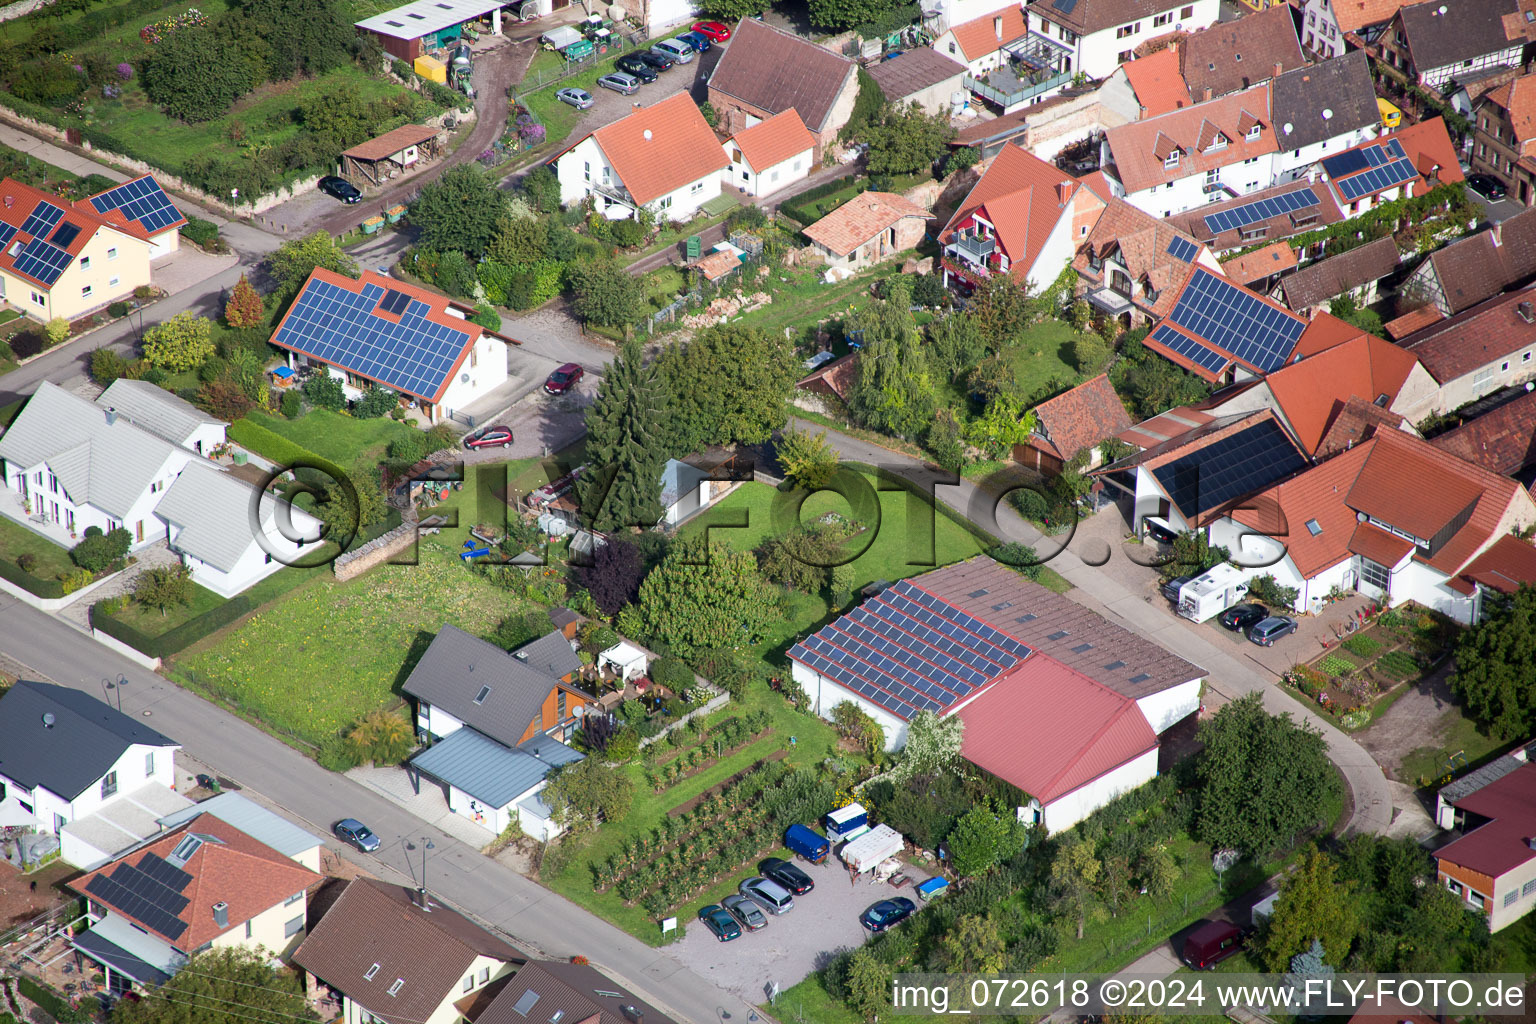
top-left (674, 856), bottom-right (936, 1002)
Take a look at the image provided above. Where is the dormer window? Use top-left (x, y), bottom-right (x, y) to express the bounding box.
top-left (1246, 124), bottom-right (1261, 141)
top-left (1164, 150), bottom-right (1180, 169)
top-left (1206, 135), bottom-right (1227, 152)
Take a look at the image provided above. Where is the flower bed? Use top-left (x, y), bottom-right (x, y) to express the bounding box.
top-left (1285, 604), bottom-right (1455, 727)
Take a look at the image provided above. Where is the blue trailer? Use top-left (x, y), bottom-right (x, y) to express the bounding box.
top-left (824, 803), bottom-right (870, 844)
top-left (917, 877), bottom-right (948, 901)
top-left (784, 824), bottom-right (830, 864)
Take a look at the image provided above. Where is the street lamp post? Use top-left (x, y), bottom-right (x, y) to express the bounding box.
top-left (101, 674), bottom-right (125, 712)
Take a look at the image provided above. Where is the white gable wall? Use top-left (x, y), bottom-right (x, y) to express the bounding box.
top-left (14, 740), bottom-right (179, 838)
top-left (722, 143), bottom-right (813, 198)
top-left (794, 660), bottom-right (911, 750)
top-left (4, 447), bottom-right (189, 548)
top-left (437, 333), bottom-right (509, 418)
top-left (1272, 124), bottom-right (1379, 182)
top-left (1136, 678), bottom-right (1202, 734)
top-left (1041, 746), bottom-right (1158, 833)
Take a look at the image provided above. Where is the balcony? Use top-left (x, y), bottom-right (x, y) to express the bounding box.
top-left (587, 178), bottom-right (636, 212)
top-left (966, 67), bottom-right (1073, 110)
top-left (949, 234), bottom-right (995, 264)
top-left (1086, 287), bottom-right (1133, 315)
top-left (942, 255), bottom-right (991, 288)
top-left (1202, 180), bottom-right (1239, 199)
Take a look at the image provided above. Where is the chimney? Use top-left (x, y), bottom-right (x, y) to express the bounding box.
top-left (994, 14), bottom-right (1002, 39)
top-left (622, 1006), bottom-right (645, 1024)
top-left (212, 902), bottom-right (229, 929)
top-left (1520, 301), bottom-right (1535, 324)
top-left (1057, 181), bottom-right (1073, 204)
top-left (1273, 61), bottom-right (1282, 78)
top-left (1203, 86), bottom-right (1213, 101)
top-left (2, 194), bottom-right (12, 208)
top-left (105, 407), bottom-right (117, 426)
top-left (1493, 224), bottom-right (1504, 248)
top-left (632, 102), bottom-right (642, 112)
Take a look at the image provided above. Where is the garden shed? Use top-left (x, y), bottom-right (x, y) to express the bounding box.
top-left (340, 124), bottom-right (444, 186)
top-left (354, 0), bottom-right (506, 60)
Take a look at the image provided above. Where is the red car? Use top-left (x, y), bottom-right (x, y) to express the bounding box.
top-left (544, 362), bottom-right (585, 395)
top-left (692, 20), bottom-right (730, 40)
top-left (463, 425), bottom-right (514, 449)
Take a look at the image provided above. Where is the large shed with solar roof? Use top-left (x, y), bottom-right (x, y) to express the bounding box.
top-left (267, 268), bottom-right (511, 423)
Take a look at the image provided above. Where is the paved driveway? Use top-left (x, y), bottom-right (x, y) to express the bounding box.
top-left (675, 857), bottom-right (934, 1003)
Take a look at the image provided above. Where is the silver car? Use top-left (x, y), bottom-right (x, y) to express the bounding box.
top-left (556, 87), bottom-right (594, 109)
top-left (739, 875), bottom-right (794, 915)
top-left (650, 38), bottom-right (694, 63)
top-left (597, 72), bottom-right (642, 95)
top-left (721, 893), bottom-right (768, 931)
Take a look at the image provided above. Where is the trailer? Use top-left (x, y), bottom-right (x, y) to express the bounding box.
top-left (824, 803), bottom-right (870, 844)
top-left (1176, 562), bottom-right (1260, 623)
top-left (840, 824), bottom-right (904, 873)
top-left (539, 25), bottom-right (582, 49)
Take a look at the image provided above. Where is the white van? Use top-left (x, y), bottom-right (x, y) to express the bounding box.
top-left (651, 38), bottom-right (694, 63)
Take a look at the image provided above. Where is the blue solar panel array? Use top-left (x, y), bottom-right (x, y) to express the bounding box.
top-left (85, 853), bottom-right (193, 940)
top-left (1202, 187), bottom-right (1319, 236)
top-left (1320, 138), bottom-right (1405, 179)
top-left (1148, 323), bottom-right (1230, 375)
top-left (0, 222), bottom-right (15, 249)
top-left (1335, 159), bottom-right (1418, 201)
top-left (274, 278), bottom-right (473, 400)
top-left (1166, 235), bottom-right (1199, 263)
top-left (1164, 269), bottom-right (1307, 373)
top-left (787, 580), bottom-right (1032, 721)
top-left (20, 201), bottom-right (64, 239)
top-left (12, 237), bottom-right (73, 285)
top-left (88, 176), bottom-right (184, 234)
top-left (1151, 417), bottom-right (1309, 519)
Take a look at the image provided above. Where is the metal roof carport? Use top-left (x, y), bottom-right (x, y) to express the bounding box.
top-left (72, 914), bottom-right (185, 989)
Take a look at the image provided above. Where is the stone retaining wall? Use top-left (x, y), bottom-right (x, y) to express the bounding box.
top-left (334, 511), bottom-right (420, 581)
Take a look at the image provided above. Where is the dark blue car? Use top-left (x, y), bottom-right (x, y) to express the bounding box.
top-left (698, 904), bottom-right (742, 941)
top-left (860, 897), bottom-right (916, 933)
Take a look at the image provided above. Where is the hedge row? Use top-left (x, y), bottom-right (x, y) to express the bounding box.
top-left (778, 174), bottom-right (865, 227)
top-left (18, 977), bottom-right (90, 1024)
top-left (227, 419), bottom-right (343, 476)
top-left (0, 556), bottom-right (65, 599)
top-left (179, 215), bottom-right (220, 248)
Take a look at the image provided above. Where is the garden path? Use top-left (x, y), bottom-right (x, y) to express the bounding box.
top-left (53, 540), bottom-right (180, 632)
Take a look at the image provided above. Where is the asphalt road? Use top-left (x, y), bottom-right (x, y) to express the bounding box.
top-left (0, 593), bottom-right (765, 1024)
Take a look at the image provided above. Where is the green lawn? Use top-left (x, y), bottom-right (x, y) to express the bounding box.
top-left (544, 683), bottom-right (844, 944)
top-left (641, 265), bottom-right (687, 311)
top-left (0, 514), bottom-right (76, 579)
top-left (726, 260), bottom-right (905, 340)
top-left (245, 409), bottom-right (419, 469)
top-left (102, 560), bottom-right (327, 636)
top-left (1398, 706), bottom-right (1510, 788)
top-left (1003, 320), bottom-right (1094, 402)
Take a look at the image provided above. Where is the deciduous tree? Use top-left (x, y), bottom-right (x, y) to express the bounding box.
top-left (143, 311), bottom-right (214, 372)
top-left (948, 799), bottom-right (1023, 877)
top-left (224, 273), bottom-right (264, 328)
top-left (893, 710), bottom-right (963, 781)
top-left (316, 466), bottom-right (388, 537)
top-left (141, 29), bottom-right (256, 122)
top-left (569, 260), bottom-right (644, 329)
top-left (775, 426), bottom-right (840, 491)
top-left (657, 323), bottom-right (797, 453)
top-left (410, 164), bottom-right (507, 258)
top-left (940, 912), bottom-right (1007, 973)
top-left (520, 164), bottom-right (563, 214)
top-left (1050, 838), bottom-right (1102, 940)
top-left (1262, 849), bottom-right (1358, 970)
top-left (303, 372), bottom-right (346, 411)
top-left (576, 339), bottom-right (666, 530)
top-left (268, 231), bottom-right (358, 291)
top-left (631, 538), bottom-right (776, 658)
top-left (576, 538), bottom-right (645, 616)
top-left (1450, 584), bottom-right (1536, 739)
top-left (134, 563), bottom-right (195, 616)
top-left (111, 946), bottom-right (317, 1024)
top-left (846, 298), bottom-right (937, 439)
top-left (861, 102), bottom-right (955, 176)
top-left (844, 947), bottom-right (891, 1023)
top-left (543, 756), bottom-right (634, 828)
top-left (964, 394), bottom-right (1036, 459)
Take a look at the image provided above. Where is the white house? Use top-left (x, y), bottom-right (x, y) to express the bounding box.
top-left (1030, 0), bottom-right (1220, 81)
top-left (721, 108), bottom-right (815, 198)
top-left (1268, 51), bottom-right (1380, 183)
top-left (556, 93), bottom-right (728, 221)
top-left (68, 813), bottom-right (322, 997)
top-left (269, 269), bottom-right (510, 424)
top-left (82, 174), bottom-right (186, 262)
top-left (933, 4), bottom-right (1029, 76)
top-left (0, 680), bottom-right (180, 846)
top-left (0, 382), bottom-right (323, 597)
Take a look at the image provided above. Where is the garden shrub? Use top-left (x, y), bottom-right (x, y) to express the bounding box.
top-left (8, 332), bottom-right (42, 359)
top-left (280, 390), bottom-right (303, 418)
top-left (317, 732), bottom-right (361, 772)
top-left (108, 301), bottom-right (130, 318)
top-left (180, 215), bottom-right (221, 248)
top-left (1248, 573), bottom-right (1300, 611)
top-left (134, 284), bottom-right (154, 299)
top-left (650, 656), bottom-right (693, 692)
top-left (17, 553), bottom-right (37, 573)
top-left (58, 567), bottom-right (94, 594)
top-left (70, 526), bottom-right (131, 573)
top-left (606, 729), bottom-right (640, 762)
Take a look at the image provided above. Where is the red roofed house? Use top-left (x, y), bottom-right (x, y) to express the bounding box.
top-left (722, 108), bottom-right (815, 198)
top-left (0, 177), bottom-right (157, 322)
top-left (68, 813), bottom-right (322, 995)
top-left (1400, 285), bottom-right (1536, 416)
top-left (1014, 374), bottom-right (1133, 474)
top-left (1473, 71), bottom-right (1536, 206)
top-left (802, 191), bottom-right (930, 270)
top-left (788, 557), bottom-right (1205, 832)
top-left (933, 4), bottom-right (1029, 76)
top-left (1316, 117), bottom-right (1464, 218)
top-left (941, 144), bottom-right (1105, 294)
top-left (1107, 45), bottom-right (1193, 119)
top-left (555, 94), bottom-right (729, 221)
top-left (1074, 195), bottom-right (1219, 328)
top-left (1448, 534), bottom-right (1536, 614)
top-left (1435, 759), bottom-right (1536, 932)
top-left (268, 269), bottom-right (510, 424)
top-left (79, 174), bottom-right (187, 261)
top-left (1211, 428), bottom-right (1536, 621)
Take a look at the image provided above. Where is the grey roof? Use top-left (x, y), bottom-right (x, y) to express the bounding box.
top-left (0, 382), bottom-right (179, 518)
top-left (868, 48), bottom-right (966, 100)
top-left (1279, 236), bottom-right (1400, 309)
top-left (74, 915), bottom-right (181, 986)
top-left (409, 728), bottom-right (583, 809)
top-left (1439, 741), bottom-right (1536, 804)
top-left (660, 458), bottom-right (708, 509)
top-left (355, 0), bottom-right (506, 39)
top-left (477, 961), bottom-right (679, 1024)
top-left (153, 461), bottom-right (276, 573)
top-left (511, 631), bottom-right (582, 681)
top-left (0, 680), bottom-right (178, 799)
top-left (157, 792), bottom-right (321, 858)
top-left (61, 784), bottom-right (195, 868)
top-left (1398, 0), bottom-right (1520, 73)
top-left (1270, 51), bottom-right (1379, 150)
top-left (403, 626), bottom-right (587, 748)
top-left (98, 379), bottom-right (224, 447)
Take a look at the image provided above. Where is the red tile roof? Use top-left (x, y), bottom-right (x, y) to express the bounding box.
top-left (1103, 85), bottom-right (1275, 194)
top-left (69, 814), bottom-right (321, 950)
top-left (728, 108), bottom-right (815, 172)
top-left (1314, 395), bottom-right (1408, 460)
top-left (589, 94), bottom-right (729, 206)
top-left (1416, 206), bottom-right (1536, 316)
top-left (1121, 46), bottom-right (1192, 117)
top-left (1332, 0), bottom-right (1411, 33)
top-left (0, 177), bottom-right (130, 290)
top-left (1172, 178), bottom-right (1346, 252)
top-left (1262, 333), bottom-right (1423, 454)
top-left (1347, 521), bottom-right (1416, 568)
top-left (1451, 533), bottom-right (1536, 595)
top-left (1027, 374), bottom-right (1133, 462)
top-left (1401, 286), bottom-right (1536, 384)
top-left (803, 191), bottom-right (930, 257)
top-left (796, 352), bottom-right (859, 400)
top-left (1384, 303), bottom-right (1445, 339)
top-left (1437, 762), bottom-right (1536, 878)
top-left (943, 145), bottom-right (1079, 278)
top-left (1118, 405), bottom-right (1215, 449)
top-left (1218, 241), bottom-right (1296, 286)
top-left (1074, 197), bottom-right (1205, 319)
top-left (1181, 4), bottom-right (1304, 102)
top-left (1384, 116), bottom-right (1466, 197)
top-left (1230, 442), bottom-right (1375, 578)
top-left (957, 653), bottom-right (1158, 804)
top-left (1480, 72), bottom-right (1536, 154)
top-left (1291, 310), bottom-right (1368, 359)
top-left (948, 4), bottom-right (1027, 61)
top-left (1431, 389), bottom-right (1536, 475)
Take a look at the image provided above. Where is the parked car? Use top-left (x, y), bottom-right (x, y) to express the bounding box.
top-left (597, 72), bottom-right (641, 94)
top-left (1181, 920), bottom-right (1247, 969)
top-left (463, 424), bottom-right (514, 449)
top-left (1467, 174), bottom-right (1508, 201)
top-left (739, 876), bottom-right (794, 915)
top-left (651, 38), bottom-right (694, 63)
top-left (318, 175), bottom-right (361, 204)
top-left (1248, 615), bottom-right (1299, 646)
top-left (1161, 575), bottom-right (1192, 602)
top-left (1144, 520), bottom-right (1179, 545)
top-left (759, 857), bottom-right (814, 895)
top-left (697, 904), bottom-right (742, 942)
top-left (678, 29), bottom-right (711, 51)
top-left (692, 20), bottom-right (731, 40)
top-left (333, 819), bottom-right (380, 852)
top-left (1219, 603), bottom-right (1269, 632)
top-left (544, 362), bottom-right (584, 394)
top-left (721, 894), bottom-right (768, 931)
top-left (556, 87), bottom-right (594, 109)
top-left (614, 54), bottom-right (658, 81)
top-left (859, 897), bottom-right (916, 933)
top-left (635, 50), bottom-right (675, 71)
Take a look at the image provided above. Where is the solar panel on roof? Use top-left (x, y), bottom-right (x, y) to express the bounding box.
top-left (1166, 235), bottom-right (1199, 263)
top-left (1148, 324), bottom-right (1231, 375)
top-left (1335, 158), bottom-right (1417, 201)
top-left (20, 201), bottom-right (64, 239)
top-left (380, 288), bottom-right (411, 315)
top-left (0, 222), bottom-right (16, 249)
top-left (1201, 187), bottom-right (1319, 236)
top-left (11, 238), bottom-right (73, 285)
top-left (49, 221), bottom-right (81, 248)
top-left (1150, 418), bottom-right (1308, 518)
top-left (1163, 270), bottom-right (1306, 373)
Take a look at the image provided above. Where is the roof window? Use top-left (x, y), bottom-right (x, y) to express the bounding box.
top-left (365, 964), bottom-right (380, 981)
top-left (1046, 630), bottom-right (1070, 641)
top-left (1305, 519), bottom-right (1322, 536)
top-left (388, 980), bottom-right (405, 996)
top-left (474, 685), bottom-right (492, 704)
top-left (512, 990), bottom-right (541, 1016)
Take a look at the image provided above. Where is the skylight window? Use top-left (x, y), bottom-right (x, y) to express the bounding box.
top-left (512, 990), bottom-right (541, 1016)
top-left (388, 980), bottom-right (405, 996)
top-left (365, 964), bottom-right (380, 981)
top-left (1104, 660), bottom-right (1127, 671)
top-left (474, 685), bottom-right (491, 704)
top-left (1305, 519), bottom-right (1323, 536)
top-left (968, 588), bottom-right (990, 598)
top-left (1046, 630), bottom-right (1070, 641)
